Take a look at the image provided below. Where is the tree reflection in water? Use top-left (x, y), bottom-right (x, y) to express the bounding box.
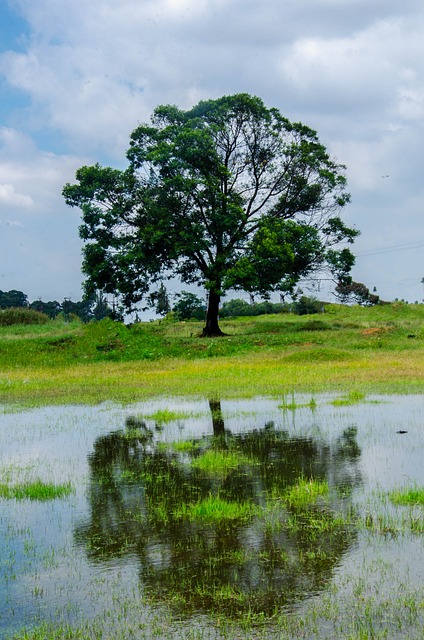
top-left (75, 401), bottom-right (361, 618)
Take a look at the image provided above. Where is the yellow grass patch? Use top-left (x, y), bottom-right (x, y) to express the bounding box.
top-left (361, 327), bottom-right (391, 337)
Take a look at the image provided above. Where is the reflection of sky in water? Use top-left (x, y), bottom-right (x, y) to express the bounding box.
top-left (0, 395), bottom-right (423, 636)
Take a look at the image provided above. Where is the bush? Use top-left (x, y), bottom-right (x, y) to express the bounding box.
top-left (219, 298), bottom-right (287, 318)
top-left (292, 296), bottom-right (324, 315)
top-left (0, 308), bottom-right (50, 326)
top-left (219, 299), bottom-right (252, 317)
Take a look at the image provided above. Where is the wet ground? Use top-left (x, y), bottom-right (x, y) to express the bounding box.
top-left (0, 394), bottom-right (423, 639)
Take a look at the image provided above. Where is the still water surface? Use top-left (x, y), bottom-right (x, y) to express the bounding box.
top-left (0, 395), bottom-right (423, 638)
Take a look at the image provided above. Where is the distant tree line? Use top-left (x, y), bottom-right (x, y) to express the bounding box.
top-left (0, 289), bottom-right (112, 322)
top-left (219, 296), bottom-right (326, 317)
top-left (155, 289), bottom-right (327, 321)
top-left (219, 298), bottom-right (287, 318)
top-left (1, 278), bottom-right (382, 327)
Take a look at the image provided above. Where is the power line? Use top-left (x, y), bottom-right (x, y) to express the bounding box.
top-left (356, 240), bottom-right (424, 257)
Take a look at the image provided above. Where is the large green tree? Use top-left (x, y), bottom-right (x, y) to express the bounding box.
top-left (63, 94), bottom-right (358, 336)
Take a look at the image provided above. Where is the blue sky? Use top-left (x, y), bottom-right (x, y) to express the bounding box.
top-left (0, 1), bottom-right (27, 51)
top-left (1, 0), bottom-right (424, 305)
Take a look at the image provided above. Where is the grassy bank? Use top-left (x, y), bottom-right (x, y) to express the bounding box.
top-left (1, 302), bottom-right (424, 406)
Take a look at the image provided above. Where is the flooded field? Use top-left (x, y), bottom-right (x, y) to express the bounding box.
top-left (0, 394), bottom-right (423, 639)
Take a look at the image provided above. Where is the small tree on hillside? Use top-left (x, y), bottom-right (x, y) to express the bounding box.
top-left (151, 283), bottom-right (171, 317)
top-left (92, 291), bottom-right (113, 320)
top-left (335, 280), bottom-right (379, 305)
top-left (172, 291), bottom-right (206, 321)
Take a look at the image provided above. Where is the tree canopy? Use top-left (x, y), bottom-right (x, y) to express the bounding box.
top-left (335, 280), bottom-right (380, 306)
top-left (172, 291), bottom-right (206, 321)
top-left (63, 93), bottom-right (358, 335)
top-left (0, 289), bottom-right (28, 309)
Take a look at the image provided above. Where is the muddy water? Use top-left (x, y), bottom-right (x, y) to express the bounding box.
top-left (0, 395), bottom-right (423, 638)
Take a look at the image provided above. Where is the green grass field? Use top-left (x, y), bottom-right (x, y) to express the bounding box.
top-left (1, 302), bottom-right (424, 406)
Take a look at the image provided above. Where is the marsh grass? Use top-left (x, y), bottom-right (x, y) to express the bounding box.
top-left (331, 390), bottom-right (367, 406)
top-left (170, 440), bottom-right (198, 453)
top-left (389, 487), bottom-right (424, 506)
top-left (279, 393), bottom-right (317, 411)
top-left (191, 449), bottom-right (252, 475)
top-left (363, 511), bottom-right (424, 535)
top-left (143, 409), bottom-right (194, 423)
top-left (174, 495), bottom-right (257, 523)
top-left (283, 477), bottom-right (329, 510)
top-left (362, 488), bottom-right (424, 535)
top-left (0, 479), bottom-right (74, 500)
top-left (261, 477), bottom-right (349, 540)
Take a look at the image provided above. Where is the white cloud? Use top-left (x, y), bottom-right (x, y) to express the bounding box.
top-left (278, 15), bottom-right (424, 122)
top-left (0, 126), bottom-right (86, 299)
top-left (2, 0), bottom-right (421, 160)
top-left (0, 183), bottom-right (33, 207)
top-left (0, 127), bottom-right (86, 209)
top-left (0, 0), bottom-right (424, 302)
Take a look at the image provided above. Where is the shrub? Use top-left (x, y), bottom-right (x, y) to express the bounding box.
top-left (219, 298), bottom-right (287, 318)
top-left (0, 307), bottom-right (49, 326)
top-left (292, 296), bottom-right (324, 315)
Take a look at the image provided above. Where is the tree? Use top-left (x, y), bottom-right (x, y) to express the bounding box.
top-left (63, 93), bottom-right (358, 336)
top-left (335, 280), bottom-right (380, 306)
top-left (91, 291), bottom-right (113, 320)
top-left (61, 296), bottom-right (101, 322)
top-left (0, 289), bottom-right (28, 309)
top-left (29, 299), bottom-right (62, 319)
top-left (149, 282), bottom-right (171, 317)
top-left (172, 291), bottom-right (206, 321)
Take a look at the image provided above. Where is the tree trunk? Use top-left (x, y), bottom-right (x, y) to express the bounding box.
top-left (202, 289), bottom-right (225, 337)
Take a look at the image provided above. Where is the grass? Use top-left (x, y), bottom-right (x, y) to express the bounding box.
top-left (279, 393), bottom-right (317, 410)
top-left (191, 449), bottom-right (252, 475)
top-left (170, 440), bottom-right (198, 453)
top-left (1, 302), bottom-right (424, 407)
top-left (263, 478), bottom-right (344, 537)
top-left (331, 391), bottom-right (367, 406)
top-left (389, 487), bottom-right (424, 506)
top-left (0, 479), bottom-right (74, 500)
top-left (142, 409), bottom-right (193, 423)
top-left (283, 477), bottom-right (329, 510)
top-left (174, 494), bottom-right (257, 523)
top-left (363, 510), bottom-right (424, 535)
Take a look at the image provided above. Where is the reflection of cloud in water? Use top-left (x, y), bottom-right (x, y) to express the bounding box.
top-left (75, 402), bottom-right (362, 618)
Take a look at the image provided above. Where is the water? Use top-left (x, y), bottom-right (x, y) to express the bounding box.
top-left (0, 395), bottom-right (423, 638)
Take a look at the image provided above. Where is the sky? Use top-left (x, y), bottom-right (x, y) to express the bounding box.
top-left (0, 0), bottom-right (423, 306)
